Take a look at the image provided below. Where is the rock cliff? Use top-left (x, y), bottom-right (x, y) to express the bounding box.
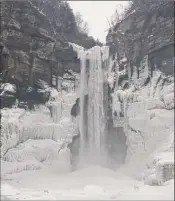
top-left (0, 0), bottom-right (98, 108)
top-left (106, 0), bottom-right (174, 78)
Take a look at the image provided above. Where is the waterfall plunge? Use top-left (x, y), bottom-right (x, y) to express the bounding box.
top-left (79, 50), bottom-right (87, 160)
top-left (70, 43), bottom-right (109, 167)
top-left (87, 46), bottom-right (109, 164)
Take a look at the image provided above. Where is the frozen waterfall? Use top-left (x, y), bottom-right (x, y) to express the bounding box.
top-left (69, 43), bottom-right (109, 166)
top-left (79, 50), bottom-right (88, 161)
top-left (87, 46), bottom-right (109, 164)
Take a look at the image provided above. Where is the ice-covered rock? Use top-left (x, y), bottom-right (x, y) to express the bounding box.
top-left (112, 71), bottom-right (174, 178)
top-left (1, 87), bottom-right (78, 176)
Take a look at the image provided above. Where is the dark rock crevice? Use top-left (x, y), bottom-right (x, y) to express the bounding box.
top-left (106, 126), bottom-right (128, 168)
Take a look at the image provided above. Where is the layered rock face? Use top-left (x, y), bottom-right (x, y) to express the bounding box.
top-left (106, 1), bottom-right (174, 77)
top-left (0, 0), bottom-right (80, 86)
top-left (0, 0), bottom-right (99, 109)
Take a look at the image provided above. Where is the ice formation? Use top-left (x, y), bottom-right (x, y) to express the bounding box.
top-left (112, 70), bottom-right (174, 182)
top-left (1, 40), bottom-right (174, 194)
top-left (86, 46), bottom-right (109, 163)
top-left (68, 42), bottom-right (174, 181)
top-left (69, 43), bottom-right (109, 166)
top-left (1, 86), bottom-right (78, 173)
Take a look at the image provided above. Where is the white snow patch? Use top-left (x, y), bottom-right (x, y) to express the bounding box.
top-left (120, 57), bottom-right (127, 63)
top-left (1, 166), bottom-right (174, 200)
top-left (0, 83), bottom-right (16, 95)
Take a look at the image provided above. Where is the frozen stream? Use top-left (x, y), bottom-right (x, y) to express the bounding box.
top-left (1, 165), bottom-right (174, 200)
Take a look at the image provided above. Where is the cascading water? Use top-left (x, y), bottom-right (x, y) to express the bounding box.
top-left (69, 43), bottom-right (109, 167)
top-left (79, 51), bottom-right (88, 161)
top-left (87, 46), bottom-right (108, 164)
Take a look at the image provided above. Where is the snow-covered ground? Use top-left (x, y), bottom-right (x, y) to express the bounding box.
top-left (1, 166), bottom-right (174, 200)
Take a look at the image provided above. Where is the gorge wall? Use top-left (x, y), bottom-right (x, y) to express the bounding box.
top-left (106, 0), bottom-right (174, 78)
top-left (1, 1), bottom-right (77, 85)
top-left (0, 0), bottom-right (99, 109)
top-left (106, 0), bottom-right (174, 183)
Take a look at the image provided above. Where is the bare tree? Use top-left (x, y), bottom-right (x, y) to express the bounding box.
top-left (75, 12), bottom-right (89, 34)
top-left (110, 2), bottom-right (132, 26)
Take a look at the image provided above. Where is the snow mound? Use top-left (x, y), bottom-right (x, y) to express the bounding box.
top-left (1, 140), bottom-right (71, 178)
top-left (3, 139), bottom-right (62, 163)
top-left (84, 185), bottom-right (105, 195)
top-left (1, 159), bottom-right (42, 177)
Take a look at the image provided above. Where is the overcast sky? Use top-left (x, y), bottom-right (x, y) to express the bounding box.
top-left (68, 1), bottom-right (129, 43)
